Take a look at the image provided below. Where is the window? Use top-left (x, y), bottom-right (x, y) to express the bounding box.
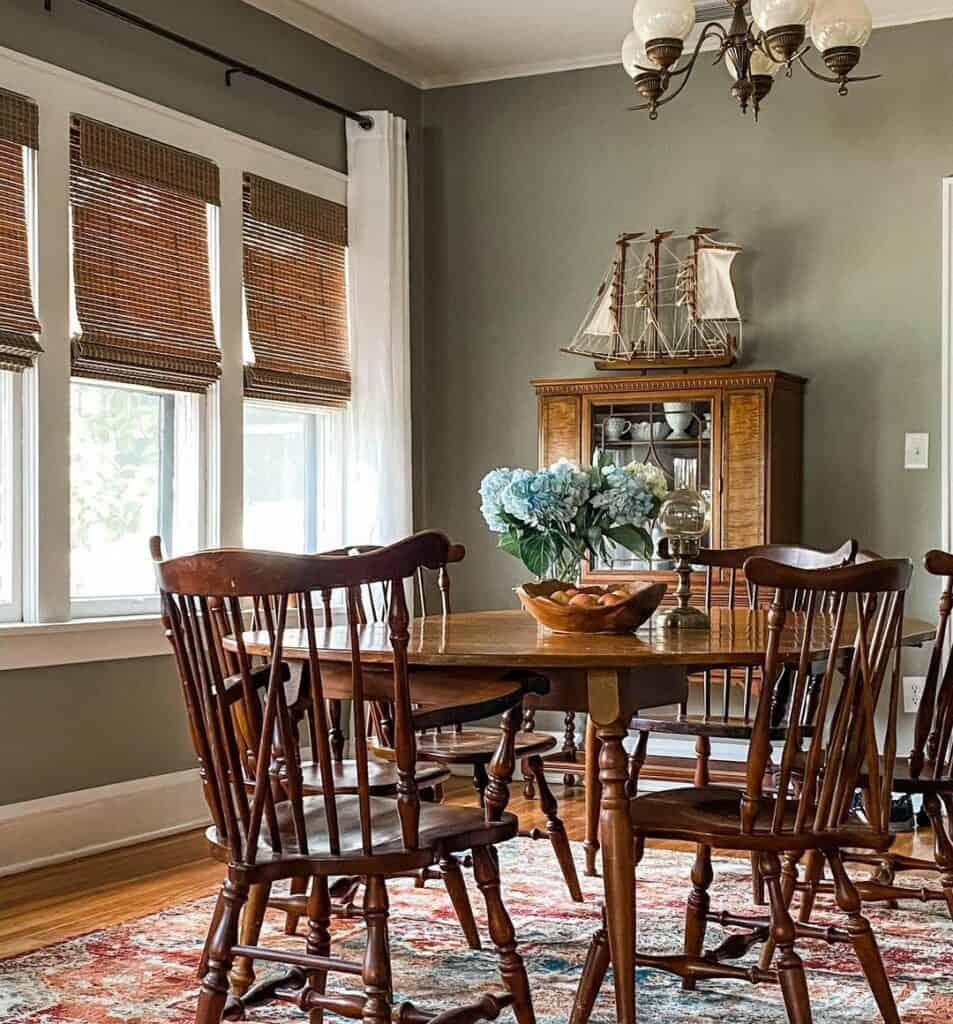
top-left (67, 117), bottom-right (219, 614)
top-left (0, 372), bottom-right (21, 622)
top-left (69, 381), bottom-right (203, 615)
top-left (0, 89), bottom-right (40, 624)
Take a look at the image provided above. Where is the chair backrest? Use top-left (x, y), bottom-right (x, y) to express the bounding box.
top-left (911, 549), bottom-right (953, 779)
top-left (657, 539), bottom-right (858, 724)
top-left (743, 556), bottom-right (912, 843)
top-left (152, 531), bottom-right (458, 868)
top-left (314, 542), bottom-right (465, 626)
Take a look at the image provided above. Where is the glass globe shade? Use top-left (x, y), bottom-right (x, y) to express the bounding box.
top-left (751, 0), bottom-right (815, 32)
top-left (621, 30), bottom-right (650, 78)
top-left (658, 488), bottom-right (710, 540)
top-left (725, 49), bottom-right (782, 80)
top-left (632, 0), bottom-right (696, 43)
top-left (809, 0), bottom-right (873, 50)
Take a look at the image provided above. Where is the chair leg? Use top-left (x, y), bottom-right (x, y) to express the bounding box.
top-left (199, 888), bottom-right (225, 981)
top-left (827, 851), bottom-right (899, 1024)
top-left (583, 716), bottom-right (602, 878)
top-left (473, 845), bottom-right (536, 1024)
top-left (307, 877), bottom-right (332, 1024)
top-left (570, 909), bottom-right (610, 1024)
top-left (926, 793), bottom-right (953, 920)
top-left (362, 876), bottom-right (392, 1024)
top-left (441, 855), bottom-right (482, 950)
top-left (693, 735), bottom-right (711, 787)
top-left (625, 731), bottom-right (649, 799)
top-left (285, 876), bottom-right (309, 935)
top-left (760, 851), bottom-right (812, 1024)
top-left (473, 762), bottom-right (489, 809)
top-left (525, 755), bottom-right (583, 902)
top-left (328, 698), bottom-right (346, 763)
top-left (195, 878), bottom-right (247, 1024)
top-left (682, 844), bottom-right (713, 991)
top-left (231, 882), bottom-right (270, 996)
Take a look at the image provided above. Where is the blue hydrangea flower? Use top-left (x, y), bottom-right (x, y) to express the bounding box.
top-left (591, 465), bottom-right (655, 526)
top-left (479, 468), bottom-right (514, 533)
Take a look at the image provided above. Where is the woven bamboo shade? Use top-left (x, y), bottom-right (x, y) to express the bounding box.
top-left (69, 116), bottom-right (221, 392)
top-left (0, 90), bottom-right (41, 373)
top-left (243, 173), bottom-right (350, 408)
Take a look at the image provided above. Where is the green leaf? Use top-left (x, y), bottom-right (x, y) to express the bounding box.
top-left (606, 524), bottom-right (653, 560)
top-left (498, 530), bottom-right (523, 560)
top-left (521, 532), bottom-right (555, 578)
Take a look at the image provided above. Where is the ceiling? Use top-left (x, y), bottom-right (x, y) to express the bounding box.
top-left (242, 0), bottom-right (953, 89)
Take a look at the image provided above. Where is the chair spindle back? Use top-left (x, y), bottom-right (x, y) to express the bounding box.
top-left (153, 531), bottom-right (459, 867)
top-left (743, 555), bottom-right (912, 842)
top-left (911, 549), bottom-right (953, 779)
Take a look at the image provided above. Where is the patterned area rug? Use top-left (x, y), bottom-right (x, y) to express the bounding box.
top-left (3, 840), bottom-right (953, 1023)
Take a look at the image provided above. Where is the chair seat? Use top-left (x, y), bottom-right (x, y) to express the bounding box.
top-left (631, 784), bottom-right (890, 853)
top-left (298, 759), bottom-right (449, 795)
top-left (205, 795), bottom-right (518, 873)
top-left (629, 711), bottom-right (805, 742)
top-left (859, 757), bottom-right (953, 795)
top-left (415, 728), bottom-right (557, 766)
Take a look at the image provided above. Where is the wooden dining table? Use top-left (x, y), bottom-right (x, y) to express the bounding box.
top-left (229, 605), bottom-right (934, 1024)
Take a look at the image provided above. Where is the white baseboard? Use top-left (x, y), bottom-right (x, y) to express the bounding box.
top-left (0, 769), bottom-right (210, 878)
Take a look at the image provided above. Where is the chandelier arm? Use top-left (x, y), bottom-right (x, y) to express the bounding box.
top-left (627, 63), bottom-right (699, 113)
top-left (795, 52), bottom-right (881, 86)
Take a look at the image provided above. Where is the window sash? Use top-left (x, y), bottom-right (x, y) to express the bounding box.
top-left (0, 371), bottom-right (22, 623)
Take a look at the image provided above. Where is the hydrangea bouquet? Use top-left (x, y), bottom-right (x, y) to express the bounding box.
top-left (479, 450), bottom-right (668, 582)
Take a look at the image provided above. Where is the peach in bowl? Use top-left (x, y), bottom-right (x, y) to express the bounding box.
top-left (516, 580), bottom-right (668, 635)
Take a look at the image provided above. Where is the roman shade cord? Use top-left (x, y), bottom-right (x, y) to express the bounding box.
top-left (0, 88), bottom-right (42, 373)
top-left (42, 0), bottom-right (374, 131)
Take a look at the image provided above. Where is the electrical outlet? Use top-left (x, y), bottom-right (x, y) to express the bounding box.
top-left (904, 676), bottom-right (927, 713)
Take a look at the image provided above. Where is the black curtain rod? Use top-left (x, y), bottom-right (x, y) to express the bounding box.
top-left (43, 0), bottom-right (374, 130)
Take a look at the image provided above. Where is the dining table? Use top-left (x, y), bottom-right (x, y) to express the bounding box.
top-left (228, 604), bottom-right (934, 1024)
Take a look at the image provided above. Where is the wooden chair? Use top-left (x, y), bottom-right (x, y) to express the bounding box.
top-left (794, 547), bottom-right (953, 923)
top-left (572, 555), bottom-right (913, 1024)
top-left (625, 539), bottom-right (858, 902)
top-left (154, 532), bottom-right (537, 1024)
top-left (324, 544), bottom-right (583, 906)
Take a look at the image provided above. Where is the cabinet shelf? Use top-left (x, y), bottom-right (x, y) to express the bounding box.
top-left (602, 437), bottom-right (710, 449)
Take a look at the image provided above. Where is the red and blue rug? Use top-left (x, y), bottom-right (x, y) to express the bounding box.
top-left (2, 840), bottom-right (952, 1022)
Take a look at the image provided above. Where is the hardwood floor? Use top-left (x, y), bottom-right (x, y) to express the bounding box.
top-left (0, 777), bottom-right (938, 959)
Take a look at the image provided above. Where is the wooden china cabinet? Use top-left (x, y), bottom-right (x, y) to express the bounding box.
top-left (530, 367), bottom-right (805, 785)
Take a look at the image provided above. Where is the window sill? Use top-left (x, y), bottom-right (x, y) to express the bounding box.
top-left (0, 615), bottom-right (168, 672)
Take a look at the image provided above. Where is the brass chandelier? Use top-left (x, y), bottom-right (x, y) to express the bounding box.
top-left (623, 0), bottom-right (878, 121)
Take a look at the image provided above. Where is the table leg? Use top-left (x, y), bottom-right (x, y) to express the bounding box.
top-left (484, 704), bottom-right (521, 822)
top-left (584, 715), bottom-right (603, 877)
top-left (588, 670), bottom-right (636, 1024)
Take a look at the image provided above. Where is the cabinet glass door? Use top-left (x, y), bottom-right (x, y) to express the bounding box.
top-left (589, 398), bottom-right (714, 573)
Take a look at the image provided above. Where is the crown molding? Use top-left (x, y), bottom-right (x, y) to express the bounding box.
top-left (242, 0), bottom-right (953, 92)
top-left (240, 0), bottom-right (429, 88)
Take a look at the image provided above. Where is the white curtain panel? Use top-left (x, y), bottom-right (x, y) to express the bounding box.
top-left (334, 110), bottom-right (412, 548)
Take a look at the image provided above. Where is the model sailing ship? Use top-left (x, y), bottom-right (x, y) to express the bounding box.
top-left (565, 228), bottom-right (743, 370)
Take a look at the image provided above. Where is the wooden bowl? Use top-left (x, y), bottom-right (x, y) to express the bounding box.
top-left (516, 580), bottom-right (668, 635)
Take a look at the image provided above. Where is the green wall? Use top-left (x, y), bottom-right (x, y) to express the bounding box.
top-left (0, 0), bottom-right (423, 806)
top-left (421, 19), bottom-right (949, 623)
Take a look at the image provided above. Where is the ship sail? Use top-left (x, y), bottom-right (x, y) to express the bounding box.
top-left (696, 247), bottom-right (740, 321)
top-left (581, 276), bottom-right (617, 336)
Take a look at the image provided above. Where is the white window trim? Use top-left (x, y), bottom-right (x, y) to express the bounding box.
top-left (943, 176), bottom-right (953, 553)
top-left (0, 44), bottom-right (347, 668)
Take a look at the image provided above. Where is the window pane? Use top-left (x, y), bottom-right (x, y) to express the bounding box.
top-left (244, 404), bottom-right (312, 553)
top-left (70, 382), bottom-right (164, 600)
top-left (0, 373), bottom-right (15, 608)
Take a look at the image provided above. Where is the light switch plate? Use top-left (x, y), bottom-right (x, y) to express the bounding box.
top-left (905, 433), bottom-right (929, 470)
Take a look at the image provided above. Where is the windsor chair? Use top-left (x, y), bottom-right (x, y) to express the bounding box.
top-left (625, 539), bottom-right (857, 903)
top-left (154, 532), bottom-right (537, 1024)
top-left (571, 555), bottom-right (913, 1024)
top-left (152, 536), bottom-right (523, 995)
top-left (792, 548), bottom-right (953, 925)
top-left (329, 545), bottom-right (583, 906)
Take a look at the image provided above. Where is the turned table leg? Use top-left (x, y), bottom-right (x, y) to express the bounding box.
top-left (584, 715), bottom-right (603, 877)
top-left (588, 669), bottom-right (636, 1024)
